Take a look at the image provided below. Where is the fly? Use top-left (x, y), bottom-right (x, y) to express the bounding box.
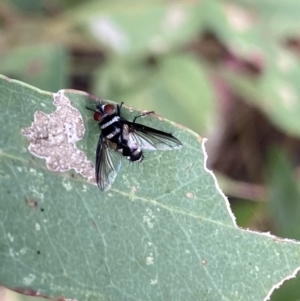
top-left (86, 102), bottom-right (182, 191)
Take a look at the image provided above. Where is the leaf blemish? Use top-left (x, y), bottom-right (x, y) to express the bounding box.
top-left (35, 223), bottom-right (41, 231)
top-left (23, 274), bottom-right (36, 286)
top-left (146, 254), bottom-right (154, 265)
top-left (186, 192), bottom-right (194, 198)
top-left (20, 248), bottom-right (27, 255)
top-left (7, 233), bottom-right (14, 242)
top-left (143, 208), bottom-right (157, 229)
top-left (151, 278), bottom-right (158, 285)
top-left (143, 215), bottom-right (154, 229)
top-left (62, 178), bottom-right (73, 191)
top-left (21, 90), bottom-right (95, 184)
top-left (25, 197), bottom-right (39, 208)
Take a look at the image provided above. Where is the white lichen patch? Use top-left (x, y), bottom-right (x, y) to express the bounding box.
top-left (35, 223), bottom-right (41, 231)
top-left (151, 278), bottom-right (158, 285)
top-left (29, 168), bottom-right (37, 174)
top-left (23, 274), bottom-right (36, 285)
top-left (21, 90), bottom-right (95, 184)
top-left (186, 192), bottom-right (194, 198)
top-left (20, 248), bottom-right (27, 255)
top-left (146, 254), bottom-right (154, 265)
top-left (29, 185), bottom-right (45, 201)
top-left (143, 207), bottom-right (157, 229)
top-left (131, 186), bottom-right (137, 194)
top-left (143, 216), bottom-right (154, 229)
top-left (62, 178), bottom-right (73, 191)
top-left (7, 233), bottom-right (14, 242)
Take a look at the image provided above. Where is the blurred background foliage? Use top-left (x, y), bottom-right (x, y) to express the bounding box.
top-left (2, 0), bottom-right (300, 300)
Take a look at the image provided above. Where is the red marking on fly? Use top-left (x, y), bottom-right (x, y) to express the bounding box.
top-left (93, 111), bottom-right (102, 122)
top-left (103, 104), bottom-right (115, 115)
top-left (93, 104), bottom-right (116, 121)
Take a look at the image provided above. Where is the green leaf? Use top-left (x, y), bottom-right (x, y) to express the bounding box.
top-left (267, 149), bottom-right (300, 241)
top-left (93, 54), bottom-right (214, 134)
top-left (233, 0), bottom-right (300, 40)
top-left (0, 44), bottom-right (68, 92)
top-left (1, 74), bottom-right (300, 301)
top-left (67, 0), bottom-right (207, 56)
top-left (6, 0), bottom-right (47, 13)
top-left (222, 45), bottom-right (300, 137)
top-left (267, 149), bottom-right (300, 301)
top-left (189, 1), bottom-right (272, 58)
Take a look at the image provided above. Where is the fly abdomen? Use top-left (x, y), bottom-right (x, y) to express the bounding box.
top-left (106, 128), bottom-right (121, 139)
top-left (100, 114), bottom-right (122, 140)
top-left (122, 146), bottom-right (143, 162)
top-left (100, 115), bottom-right (120, 129)
top-left (130, 148), bottom-right (143, 162)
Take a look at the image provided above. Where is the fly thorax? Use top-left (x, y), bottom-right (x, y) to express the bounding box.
top-left (100, 116), bottom-right (120, 129)
top-left (106, 128), bottom-right (121, 139)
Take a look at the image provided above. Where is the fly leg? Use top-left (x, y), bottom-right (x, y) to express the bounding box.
top-left (118, 102), bottom-right (154, 123)
top-left (132, 111), bottom-right (154, 124)
top-left (117, 102), bottom-right (124, 115)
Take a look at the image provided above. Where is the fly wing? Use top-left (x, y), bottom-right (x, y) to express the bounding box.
top-left (123, 121), bottom-right (182, 151)
top-left (96, 135), bottom-right (122, 191)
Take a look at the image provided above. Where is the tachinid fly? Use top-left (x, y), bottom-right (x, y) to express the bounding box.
top-left (86, 102), bottom-right (182, 191)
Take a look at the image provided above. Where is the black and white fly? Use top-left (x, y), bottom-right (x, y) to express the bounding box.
top-left (86, 102), bottom-right (182, 191)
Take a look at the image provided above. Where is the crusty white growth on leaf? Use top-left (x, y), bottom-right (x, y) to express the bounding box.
top-left (21, 90), bottom-right (95, 183)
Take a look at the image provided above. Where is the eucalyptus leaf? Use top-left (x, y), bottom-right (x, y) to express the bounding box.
top-left (221, 45), bottom-right (300, 137)
top-left (1, 75), bottom-right (300, 301)
top-left (234, 0), bottom-right (300, 39)
top-left (93, 54), bottom-right (214, 134)
top-left (0, 44), bottom-right (68, 92)
top-left (67, 0), bottom-right (206, 56)
top-left (267, 149), bottom-right (300, 301)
